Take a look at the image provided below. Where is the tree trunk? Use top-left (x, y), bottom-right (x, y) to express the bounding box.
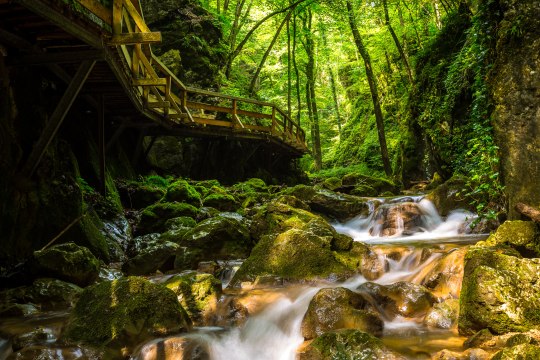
top-left (292, 14), bottom-right (302, 124)
top-left (287, 17), bottom-right (292, 117)
top-left (346, 0), bottom-right (392, 176)
top-left (382, 0), bottom-right (413, 84)
top-left (303, 9), bottom-right (322, 170)
top-left (249, 11), bottom-right (292, 95)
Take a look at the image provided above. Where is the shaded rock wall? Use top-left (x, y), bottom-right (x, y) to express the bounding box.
top-left (490, 0), bottom-right (540, 218)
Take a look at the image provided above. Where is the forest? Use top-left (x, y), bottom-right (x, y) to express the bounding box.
top-left (0, 0), bottom-right (539, 359)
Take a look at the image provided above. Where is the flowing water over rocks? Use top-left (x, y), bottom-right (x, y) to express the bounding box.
top-left (0, 196), bottom-right (489, 359)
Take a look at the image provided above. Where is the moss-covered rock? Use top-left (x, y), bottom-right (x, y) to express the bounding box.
top-left (431, 348), bottom-right (490, 360)
top-left (341, 173), bottom-right (400, 195)
top-left (491, 344), bottom-right (540, 360)
top-left (164, 179), bottom-right (201, 206)
top-left (350, 185), bottom-right (378, 197)
top-left (231, 219), bottom-right (356, 285)
top-left (301, 287), bottom-right (383, 340)
top-left (117, 181), bottom-right (165, 209)
top-left (174, 214), bottom-right (251, 270)
top-left (424, 298), bottom-right (459, 329)
top-left (297, 329), bottom-right (404, 360)
top-left (458, 245), bottom-right (540, 335)
top-left (426, 176), bottom-right (473, 216)
top-left (62, 277), bottom-right (191, 356)
top-left (283, 185), bottom-right (369, 221)
top-left (122, 241), bottom-right (179, 275)
top-left (203, 193), bottom-right (239, 212)
top-left (484, 220), bottom-right (540, 257)
top-left (163, 272), bottom-right (222, 323)
top-left (321, 177), bottom-right (342, 191)
top-left (28, 278), bottom-right (83, 310)
top-left (32, 243), bottom-right (99, 287)
top-left (137, 202), bottom-right (199, 235)
top-left (358, 281), bottom-right (436, 318)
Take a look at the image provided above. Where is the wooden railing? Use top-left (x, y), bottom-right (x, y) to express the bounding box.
top-left (77, 0), bottom-right (307, 151)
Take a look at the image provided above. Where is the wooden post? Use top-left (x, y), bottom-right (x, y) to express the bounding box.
top-left (98, 95), bottom-right (106, 196)
top-left (271, 107), bottom-right (276, 134)
top-left (23, 60), bottom-right (96, 177)
top-left (113, 0), bottom-right (123, 35)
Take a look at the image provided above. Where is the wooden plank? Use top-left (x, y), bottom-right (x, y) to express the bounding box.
top-left (131, 78), bottom-right (167, 86)
top-left (122, 0), bottom-right (151, 32)
top-left (112, 0), bottom-right (123, 35)
top-left (152, 53), bottom-right (186, 90)
top-left (237, 109), bottom-right (272, 119)
top-left (193, 117), bottom-right (233, 128)
top-left (186, 101), bottom-right (232, 115)
top-left (147, 100), bottom-right (169, 108)
top-left (18, 0), bottom-right (102, 48)
top-left (134, 44), bottom-right (159, 78)
top-left (78, 0), bottom-right (112, 25)
top-left (23, 60), bottom-right (96, 177)
top-left (108, 32), bottom-right (161, 45)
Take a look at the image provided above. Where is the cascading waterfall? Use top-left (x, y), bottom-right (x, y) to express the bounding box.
top-left (131, 197), bottom-right (487, 360)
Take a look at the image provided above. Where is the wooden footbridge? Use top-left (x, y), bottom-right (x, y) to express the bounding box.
top-left (0, 0), bottom-right (308, 177)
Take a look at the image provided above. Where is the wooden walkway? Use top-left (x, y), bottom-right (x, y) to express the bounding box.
top-left (0, 0), bottom-right (308, 176)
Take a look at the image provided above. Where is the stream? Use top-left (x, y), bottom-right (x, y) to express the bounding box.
top-left (0, 196), bottom-right (485, 359)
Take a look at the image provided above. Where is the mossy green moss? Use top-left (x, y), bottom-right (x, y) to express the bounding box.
top-left (203, 193), bottom-right (238, 212)
top-left (298, 329), bottom-right (400, 360)
top-left (62, 277), bottom-right (191, 354)
top-left (485, 220), bottom-right (540, 256)
top-left (138, 202), bottom-right (199, 234)
top-left (491, 344), bottom-right (540, 360)
top-left (33, 243), bottom-right (99, 286)
top-left (321, 177), bottom-right (342, 191)
top-left (164, 180), bottom-right (201, 206)
top-left (163, 272), bottom-right (222, 322)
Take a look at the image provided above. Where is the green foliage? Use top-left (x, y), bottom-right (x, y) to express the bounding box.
top-left (140, 175), bottom-right (170, 189)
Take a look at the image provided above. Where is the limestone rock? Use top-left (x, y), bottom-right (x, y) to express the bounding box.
top-left (424, 298), bottom-right (459, 329)
top-left (458, 246), bottom-right (540, 335)
top-left (301, 287), bottom-right (383, 340)
top-left (138, 202), bottom-right (199, 235)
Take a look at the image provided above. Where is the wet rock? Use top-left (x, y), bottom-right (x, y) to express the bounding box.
top-left (350, 184), bottom-right (378, 197)
top-left (283, 185), bottom-right (369, 221)
top-left (491, 344), bottom-right (540, 360)
top-left (483, 220), bottom-right (540, 257)
top-left (122, 241), bottom-right (179, 275)
top-left (164, 180), bottom-right (201, 206)
top-left (0, 303), bottom-right (39, 317)
top-left (202, 192), bottom-right (239, 212)
top-left (369, 202), bottom-right (424, 237)
top-left (163, 272), bottom-right (222, 323)
top-left (231, 219), bottom-right (355, 285)
top-left (334, 242), bottom-right (385, 281)
top-left (133, 336), bottom-right (209, 360)
top-left (464, 329), bottom-right (540, 352)
top-left (431, 348), bottom-right (489, 360)
top-left (297, 329), bottom-right (404, 360)
top-left (138, 202), bottom-right (199, 235)
top-left (424, 298), bottom-right (459, 329)
top-left (32, 243), bottom-right (100, 287)
top-left (7, 345), bottom-right (102, 359)
top-left (358, 281), bottom-right (436, 318)
top-left (12, 327), bottom-right (56, 351)
top-left (422, 247), bottom-right (467, 298)
top-left (301, 287), bottom-right (383, 340)
top-left (425, 176), bottom-right (472, 216)
top-left (341, 174), bottom-right (400, 195)
top-left (321, 177), bottom-right (342, 191)
top-left (63, 277), bottom-right (190, 357)
top-left (174, 214), bottom-right (251, 270)
top-left (459, 245), bottom-right (540, 335)
top-left (331, 233), bottom-right (353, 251)
top-left (28, 278), bottom-right (83, 310)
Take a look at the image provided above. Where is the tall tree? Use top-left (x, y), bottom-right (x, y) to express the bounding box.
top-left (302, 8), bottom-right (322, 170)
top-left (345, 0), bottom-right (392, 176)
top-left (292, 13), bottom-right (302, 123)
top-left (382, 0), bottom-right (414, 84)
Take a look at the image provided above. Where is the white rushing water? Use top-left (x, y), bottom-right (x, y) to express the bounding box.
top-left (133, 198), bottom-right (478, 360)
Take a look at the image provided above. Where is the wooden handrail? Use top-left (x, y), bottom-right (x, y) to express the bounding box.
top-left (75, 0), bottom-right (307, 151)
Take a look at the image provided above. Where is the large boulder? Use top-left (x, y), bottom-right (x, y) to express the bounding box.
top-left (425, 176), bottom-right (472, 216)
top-left (368, 202), bottom-right (424, 237)
top-left (358, 281), bottom-right (436, 318)
top-left (459, 246), bottom-right (540, 335)
top-left (62, 277), bottom-right (191, 357)
top-left (174, 214), bottom-right (251, 270)
top-left (137, 202), bottom-right (199, 235)
top-left (283, 185), bottom-right (369, 221)
top-left (32, 243), bottom-right (100, 287)
top-left (424, 298), bottom-right (459, 329)
top-left (297, 329), bottom-right (404, 360)
top-left (231, 219), bottom-right (356, 285)
top-left (117, 181), bottom-right (165, 209)
top-left (483, 220), bottom-right (540, 257)
top-left (163, 272), bottom-right (222, 324)
top-left (28, 278), bottom-right (83, 310)
top-left (122, 240), bottom-right (179, 275)
top-left (131, 336), bottom-right (208, 360)
top-left (301, 287), bottom-right (384, 340)
top-left (491, 344), bottom-right (540, 360)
